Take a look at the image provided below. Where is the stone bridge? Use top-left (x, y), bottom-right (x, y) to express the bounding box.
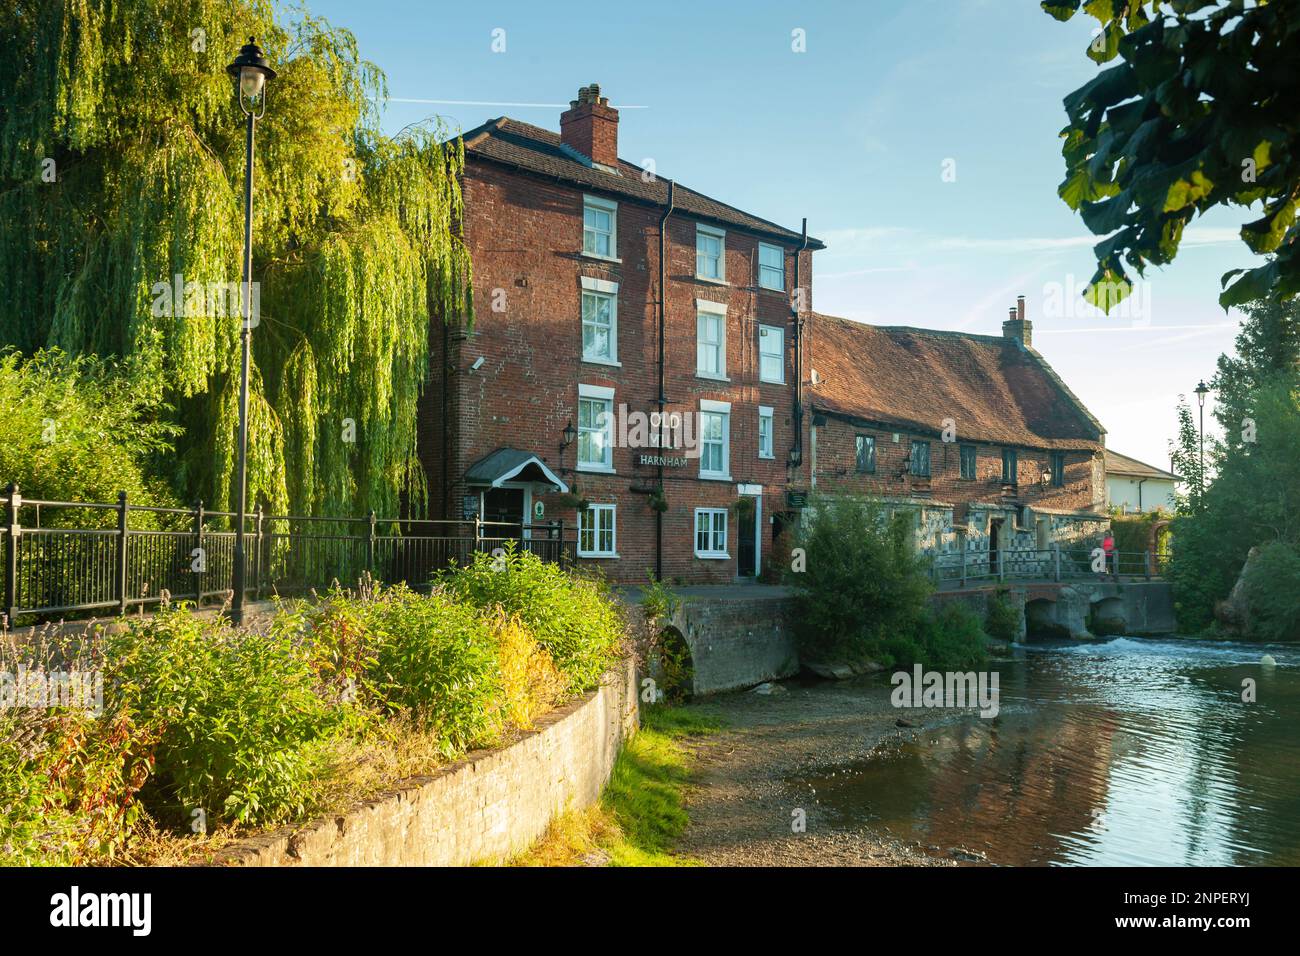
top-left (933, 579), bottom-right (1176, 641)
top-left (620, 579), bottom-right (1177, 697)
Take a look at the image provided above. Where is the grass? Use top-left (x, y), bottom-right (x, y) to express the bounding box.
top-left (508, 705), bottom-right (722, 867)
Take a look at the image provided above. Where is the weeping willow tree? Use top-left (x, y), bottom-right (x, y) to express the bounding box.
top-left (0, 0), bottom-right (472, 517)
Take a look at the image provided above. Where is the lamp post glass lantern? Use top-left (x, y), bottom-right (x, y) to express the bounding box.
top-left (226, 36), bottom-right (275, 624)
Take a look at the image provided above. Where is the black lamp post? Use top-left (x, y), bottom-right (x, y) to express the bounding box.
top-left (226, 37), bottom-right (275, 625)
top-left (1194, 379), bottom-right (1209, 502)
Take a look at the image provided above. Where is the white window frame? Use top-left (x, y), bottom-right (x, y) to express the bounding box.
top-left (695, 224), bottom-right (726, 282)
top-left (759, 324), bottom-right (784, 384)
top-left (578, 503), bottom-right (617, 558)
top-left (758, 405), bottom-right (774, 459)
top-left (698, 398), bottom-right (731, 480)
top-left (577, 383), bottom-right (615, 473)
top-left (580, 275), bottom-right (620, 366)
top-left (758, 242), bottom-right (785, 291)
top-left (695, 298), bottom-right (728, 380)
top-left (694, 508), bottom-right (729, 559)
top-left (582, 194), bottom-right (618, 261)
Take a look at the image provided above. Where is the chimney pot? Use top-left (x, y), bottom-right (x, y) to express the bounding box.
top-left (560, 83), bottom-right (619, 167)
top-left (1003, 302), bottom-right (1033, 348)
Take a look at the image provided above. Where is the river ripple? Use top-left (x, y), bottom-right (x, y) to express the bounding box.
top-left (794, 637), bottom-right (1300, 866)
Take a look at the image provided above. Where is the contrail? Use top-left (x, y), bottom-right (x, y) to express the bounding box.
top-left (390, 98), bottom-right (648, 109)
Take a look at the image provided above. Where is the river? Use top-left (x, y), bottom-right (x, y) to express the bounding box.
top-left (788, 637), bottom-right (1300, 866)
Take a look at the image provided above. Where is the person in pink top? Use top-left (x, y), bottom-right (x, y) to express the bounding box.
top-left (1102, 531), bottom-right (1116, 577)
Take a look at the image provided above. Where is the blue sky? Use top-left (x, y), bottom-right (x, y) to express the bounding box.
top-left (310, 0), bottom-right (1244, 471)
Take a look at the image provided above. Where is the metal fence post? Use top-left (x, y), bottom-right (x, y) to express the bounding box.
top-left (116, 491), bottom-right (129, 615)
top-left (193, 500), bottom-right (204, 604)
top-left (255, 505), bottom-right (264, 598)
top-left (997, 545), bottom-right (1005, 583)
top-left (474, 514), bottom-right (483, 554)
top-left (367, 510), bottom-right (377, 575)
top-left (1144, 549), bottom-right (1152, 580)
top-left (4, 484), bottom-right (20, 625)
top-left (960, 544), bottom-right (967, 588)
top-left (1054, 544), bottom-right (1061, 582)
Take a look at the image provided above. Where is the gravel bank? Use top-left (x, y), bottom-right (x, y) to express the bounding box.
top-left (673, 675), bottom-right (964, 867)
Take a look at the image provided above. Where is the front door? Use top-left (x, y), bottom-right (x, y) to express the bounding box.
top-left (989, 517), bottom-right (1004, 574)
top-left (737, 501), bottom-right (757, 577)
top-left (482, 488), bottom-right (525, 542)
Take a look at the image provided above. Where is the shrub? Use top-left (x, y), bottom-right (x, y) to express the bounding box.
top-left (491, 609), bottom-right (566, 731)
top-left (439, 543), bottom-right (624, 691)
top-left (0, 709), bottom-right (154, 866)
top-left (878, 604), bottom-right (989, 671)
top-left (0, 349), bottom-right (179, 512)
top-left (785, 495), bottom-right (933, 661)
top-left (984, 589), bottom-right (1021, 644)
top-left (1242, 541), bottom-right (1300, 642)
top-left (104, 607), bottom-right (349, 828)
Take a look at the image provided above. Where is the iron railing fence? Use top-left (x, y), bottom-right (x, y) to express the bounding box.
top-left (932, 545), bottom-right (1164, 590)
top-left (2, 486), bottom-right (576, 625)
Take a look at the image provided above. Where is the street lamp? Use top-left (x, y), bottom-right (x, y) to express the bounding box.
top-left (226, 37), bottom-right (275, 625)
top-left (1194, 379), bottom-right (1209, 503)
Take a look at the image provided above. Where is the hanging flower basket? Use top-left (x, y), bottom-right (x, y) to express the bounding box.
top-left (557, 491), bottom-right (591, 511)
top-left (648, 486), bottom-right (669, 513)
top-left (732, 496), bottom-right (756, 519)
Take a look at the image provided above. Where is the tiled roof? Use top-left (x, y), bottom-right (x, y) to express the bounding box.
top-left (1104, 449), bottom-right (1180, 481)
top-left (460, 118), bottom-right (824, 249)
top-left (808, 313), bottom-right (1105, 451)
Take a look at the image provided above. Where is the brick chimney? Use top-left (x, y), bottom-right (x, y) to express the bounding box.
top-left (560, 84), bottom-right (619, 168)
top-left (1002, 294), bottom-right (1032, 347)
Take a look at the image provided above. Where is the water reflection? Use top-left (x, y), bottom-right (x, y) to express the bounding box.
top-left (797, 637), bottom-right (1300, 866)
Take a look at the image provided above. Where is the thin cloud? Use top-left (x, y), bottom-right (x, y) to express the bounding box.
top-left (390, 98), bottom-right (648, 109)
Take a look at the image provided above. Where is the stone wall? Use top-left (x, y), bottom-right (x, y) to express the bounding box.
top-left (216, 662), bottom-right (638, 867)
top-left (671, 592), bottom-right (800, 695)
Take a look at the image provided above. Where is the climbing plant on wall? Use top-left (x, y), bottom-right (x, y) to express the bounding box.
top-left (0, 0), bottom-right (472, 516)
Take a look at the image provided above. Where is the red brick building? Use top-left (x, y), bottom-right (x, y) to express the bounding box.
top-left (422, 85), bottom-right (1108, 584)
top-left (804, 302), bottom-right (1109, 577)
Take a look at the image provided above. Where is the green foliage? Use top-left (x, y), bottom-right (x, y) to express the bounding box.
top-left (0, 349), bottom-right (180, 509)
top-left (1242, 541), bottom-right (1300, 643)
top-left (438, 544), bottom-right (625, 692)
top-left (881, 603), bottom-right (990, 672)
top-left (0, 1), bottom-right (472, 517)
top-left (984, 589), bottom-right (1021, 645)
top-left (785, 495), bottom-right (933, 661)
top-left (1109, 511), bottom-right (1164, 555)
top-left (0, 709), bottom-right (154, 866)
top-left (1213, 297), bottom-right (1300, 445)
top-left (287, 585), bottom-right (505, 753)
top-left (637, 572), bottom-right (692, 700)
top-left (1044, 1), bottom-right (1300, 307)
top-left (1168, 396), bottom-right (1204, 515)
top-left (2, 569), bottom-right (628, 861)
top-left (104, 607), bottom-right (350, 827)
top-left (1168, 377), bottom-right (1300, 631)
top-left (639, 571), bottom-right (681, 630)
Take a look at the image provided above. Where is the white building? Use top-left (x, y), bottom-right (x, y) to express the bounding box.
top-left (1104, 449), bottom-right (1180, 514)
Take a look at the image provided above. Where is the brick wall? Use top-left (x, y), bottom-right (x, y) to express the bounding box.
top-left (421, 158), bottom-right (814, 584)
top-left (810, 415), bottom-right (1100, 520)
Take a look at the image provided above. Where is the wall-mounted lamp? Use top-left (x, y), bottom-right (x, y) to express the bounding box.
top-left (470, 356), bottom-right (485, 372)
top-left (559, 420), bottom-right (577, 474)
top-left (1040, 470), bottom-right (1052, 488)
